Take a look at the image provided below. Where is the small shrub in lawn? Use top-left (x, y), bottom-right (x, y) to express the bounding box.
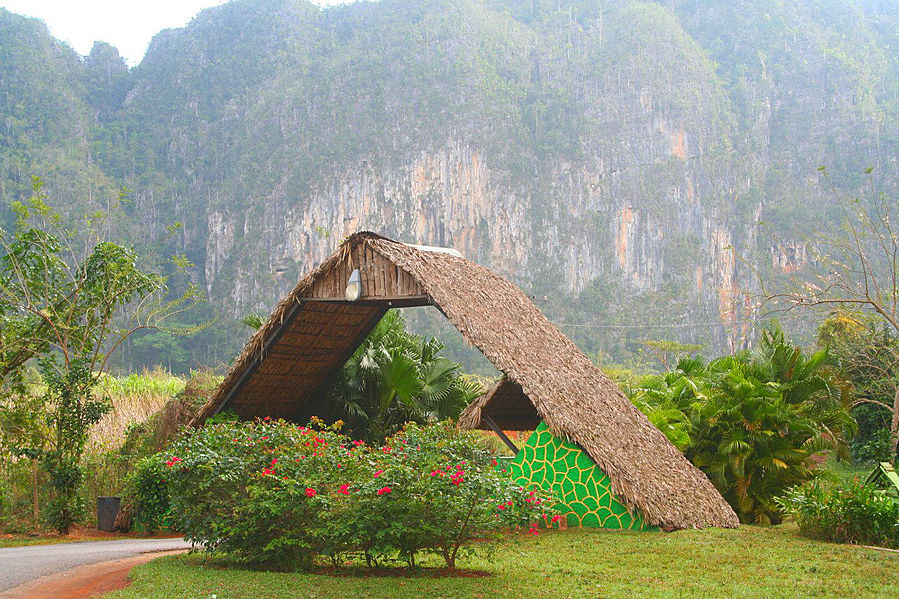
top-left (777, 480), bottom-right (899, 548)
top-left (163, 418), bottom-right (554, 571)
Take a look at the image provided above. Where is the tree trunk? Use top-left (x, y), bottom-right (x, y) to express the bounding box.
top-left (891, 386), bottom-right (899, 458)
top-left (31, 459), bottom-right (39, 524)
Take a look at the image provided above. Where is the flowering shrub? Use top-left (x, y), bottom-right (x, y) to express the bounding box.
top-left (164, 418), bottom-right (554, 570)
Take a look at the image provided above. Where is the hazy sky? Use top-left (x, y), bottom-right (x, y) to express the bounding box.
top-left (1, 0), bottom-right (354, 66)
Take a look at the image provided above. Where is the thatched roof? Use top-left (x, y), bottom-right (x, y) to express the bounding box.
top-left (462, 376), bottom-right (539, 431)
top-left (194, 232), bottom-right (738, 530)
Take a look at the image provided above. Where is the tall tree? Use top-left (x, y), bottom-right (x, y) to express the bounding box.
top-left (0, 178), bottom-right (202, 532)
top-left (766, 170), bottom-right (899, 457)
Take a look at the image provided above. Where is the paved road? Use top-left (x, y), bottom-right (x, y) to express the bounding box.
top-left (0, 538), bottom-right (191, 591)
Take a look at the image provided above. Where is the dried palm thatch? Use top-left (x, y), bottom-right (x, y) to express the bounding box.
top-left (193, 232), bottom-right (738, 530)
top-left (462, 376), bottom-right (539, 431)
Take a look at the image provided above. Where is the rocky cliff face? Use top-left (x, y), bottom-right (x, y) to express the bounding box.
top-left (2, 0), bottom-right (897, 368)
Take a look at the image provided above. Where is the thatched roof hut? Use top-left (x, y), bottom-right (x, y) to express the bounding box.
top-left (194, 232), bottom-right (738, 530)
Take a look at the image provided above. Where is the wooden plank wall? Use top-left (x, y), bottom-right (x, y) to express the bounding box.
top-left (309, 244), bottom-right (426, 299)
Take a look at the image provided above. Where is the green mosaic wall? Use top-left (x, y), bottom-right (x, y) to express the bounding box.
top-left (504, 422), bottom-right (655, 530)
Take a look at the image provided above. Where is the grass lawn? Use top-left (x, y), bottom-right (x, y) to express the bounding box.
top-left (109, 525), bottom-right (898, 599)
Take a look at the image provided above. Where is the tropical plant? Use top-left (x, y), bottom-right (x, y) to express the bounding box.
top-left (629, 327), bottom-right (856, 524)
top-left (776, 480), bottom-right (899, 548)
top-left (325, 311), bottom-right (481, 442)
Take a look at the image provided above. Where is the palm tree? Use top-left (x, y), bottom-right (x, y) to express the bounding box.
top-left (628, 326), bottom-right (856, 524)
top-left (326, 311), bottom-right (480, 441)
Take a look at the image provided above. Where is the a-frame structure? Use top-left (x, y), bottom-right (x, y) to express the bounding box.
top-left (194, 232), bottom-right (739, 531)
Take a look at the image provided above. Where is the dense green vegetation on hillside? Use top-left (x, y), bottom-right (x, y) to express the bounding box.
top-left (1, 0), bottom-right (898, 372)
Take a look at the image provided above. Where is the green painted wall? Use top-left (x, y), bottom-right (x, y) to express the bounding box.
top-left (502, 422), bottom-right (656, 530)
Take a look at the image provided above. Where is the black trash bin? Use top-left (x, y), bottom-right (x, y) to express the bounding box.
top-left (97, 496), bottom-right (121, 532)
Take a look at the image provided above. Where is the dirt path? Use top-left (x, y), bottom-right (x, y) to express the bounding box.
top-left (0, 549), bottom-right (186, 598)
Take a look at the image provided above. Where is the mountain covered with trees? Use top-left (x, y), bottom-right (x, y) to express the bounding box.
top-left (1, 0), bottom-right (898, 372)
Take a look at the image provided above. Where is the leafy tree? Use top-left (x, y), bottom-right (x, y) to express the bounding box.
top-left (325, 311), bottom-right (481, 442)
top-left (0, 178), bottom-right (202, 532)
top-left (767, 170), bottom-right (899, 456)
top-left (819, 312), bottom-right (899, 462)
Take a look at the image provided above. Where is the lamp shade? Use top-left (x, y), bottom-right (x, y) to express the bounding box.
top-left (345, 268), bottom-right (362, 301)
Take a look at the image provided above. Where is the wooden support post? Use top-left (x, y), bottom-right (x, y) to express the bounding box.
top-left (482, 414), bottom-right (520, 456)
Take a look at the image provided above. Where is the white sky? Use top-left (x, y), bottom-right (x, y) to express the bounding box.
top-left (1, 0), bottom-right (355, 66)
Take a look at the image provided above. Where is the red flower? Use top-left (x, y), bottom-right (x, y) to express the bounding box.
top-left (551, 515), bottom-right (562, 523)
top-left (377, 486), bottom-right (392, 495)
top-left (374, 469), bottom-right (384, 478)
top-left (305, 488), bottom-right (317, 497)
top-left (338, 484), bottom-right (350, 495)
top-left (261, 436), bottom-right (269, 440)
top-left (261, 467), bottom-right (273, 476)
top-left (491, 458), bottom-right (498, 466)
top-left (353, 440), bottom-right (364, 447)
top-left (270, 458), bottom-right (278, 465)
top-left (165, 457), bottom-right (182, 467)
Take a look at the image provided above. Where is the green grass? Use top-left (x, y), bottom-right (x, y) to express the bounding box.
top-left (826, 461), bottom-right (876, 486)
top-left (108, 525), bottom-right (898, 599)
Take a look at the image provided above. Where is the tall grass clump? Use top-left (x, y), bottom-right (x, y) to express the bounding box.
top-left (89, 367), bottom-right (186, 454)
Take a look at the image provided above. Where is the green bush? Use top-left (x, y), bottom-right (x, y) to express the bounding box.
top-left (628, 327), bottom-right (857, 524)
top-left (163, 418), bottom-right (554, 571)
top-left (776, 480), bottom-right (899, 548)
top-left (851, 428), bottom-right (895, 464)
top-left (124, 455), bottom-right (171, 532)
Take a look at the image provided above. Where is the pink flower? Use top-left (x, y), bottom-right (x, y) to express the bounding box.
top-left (305, 488), bottom-right (317, 497)
top-left (338, 484), bottom-right (350, 495)
top-left (498, 504), bottom-right (506, 510)
top-left (377, 486), bottom-right (392, 495)
top-left (374, 469), bottom-right (384, 478)
top-left (551, 515), bottom-right (562, 523)
top-left (353, 440), bottom-right (364, 447)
